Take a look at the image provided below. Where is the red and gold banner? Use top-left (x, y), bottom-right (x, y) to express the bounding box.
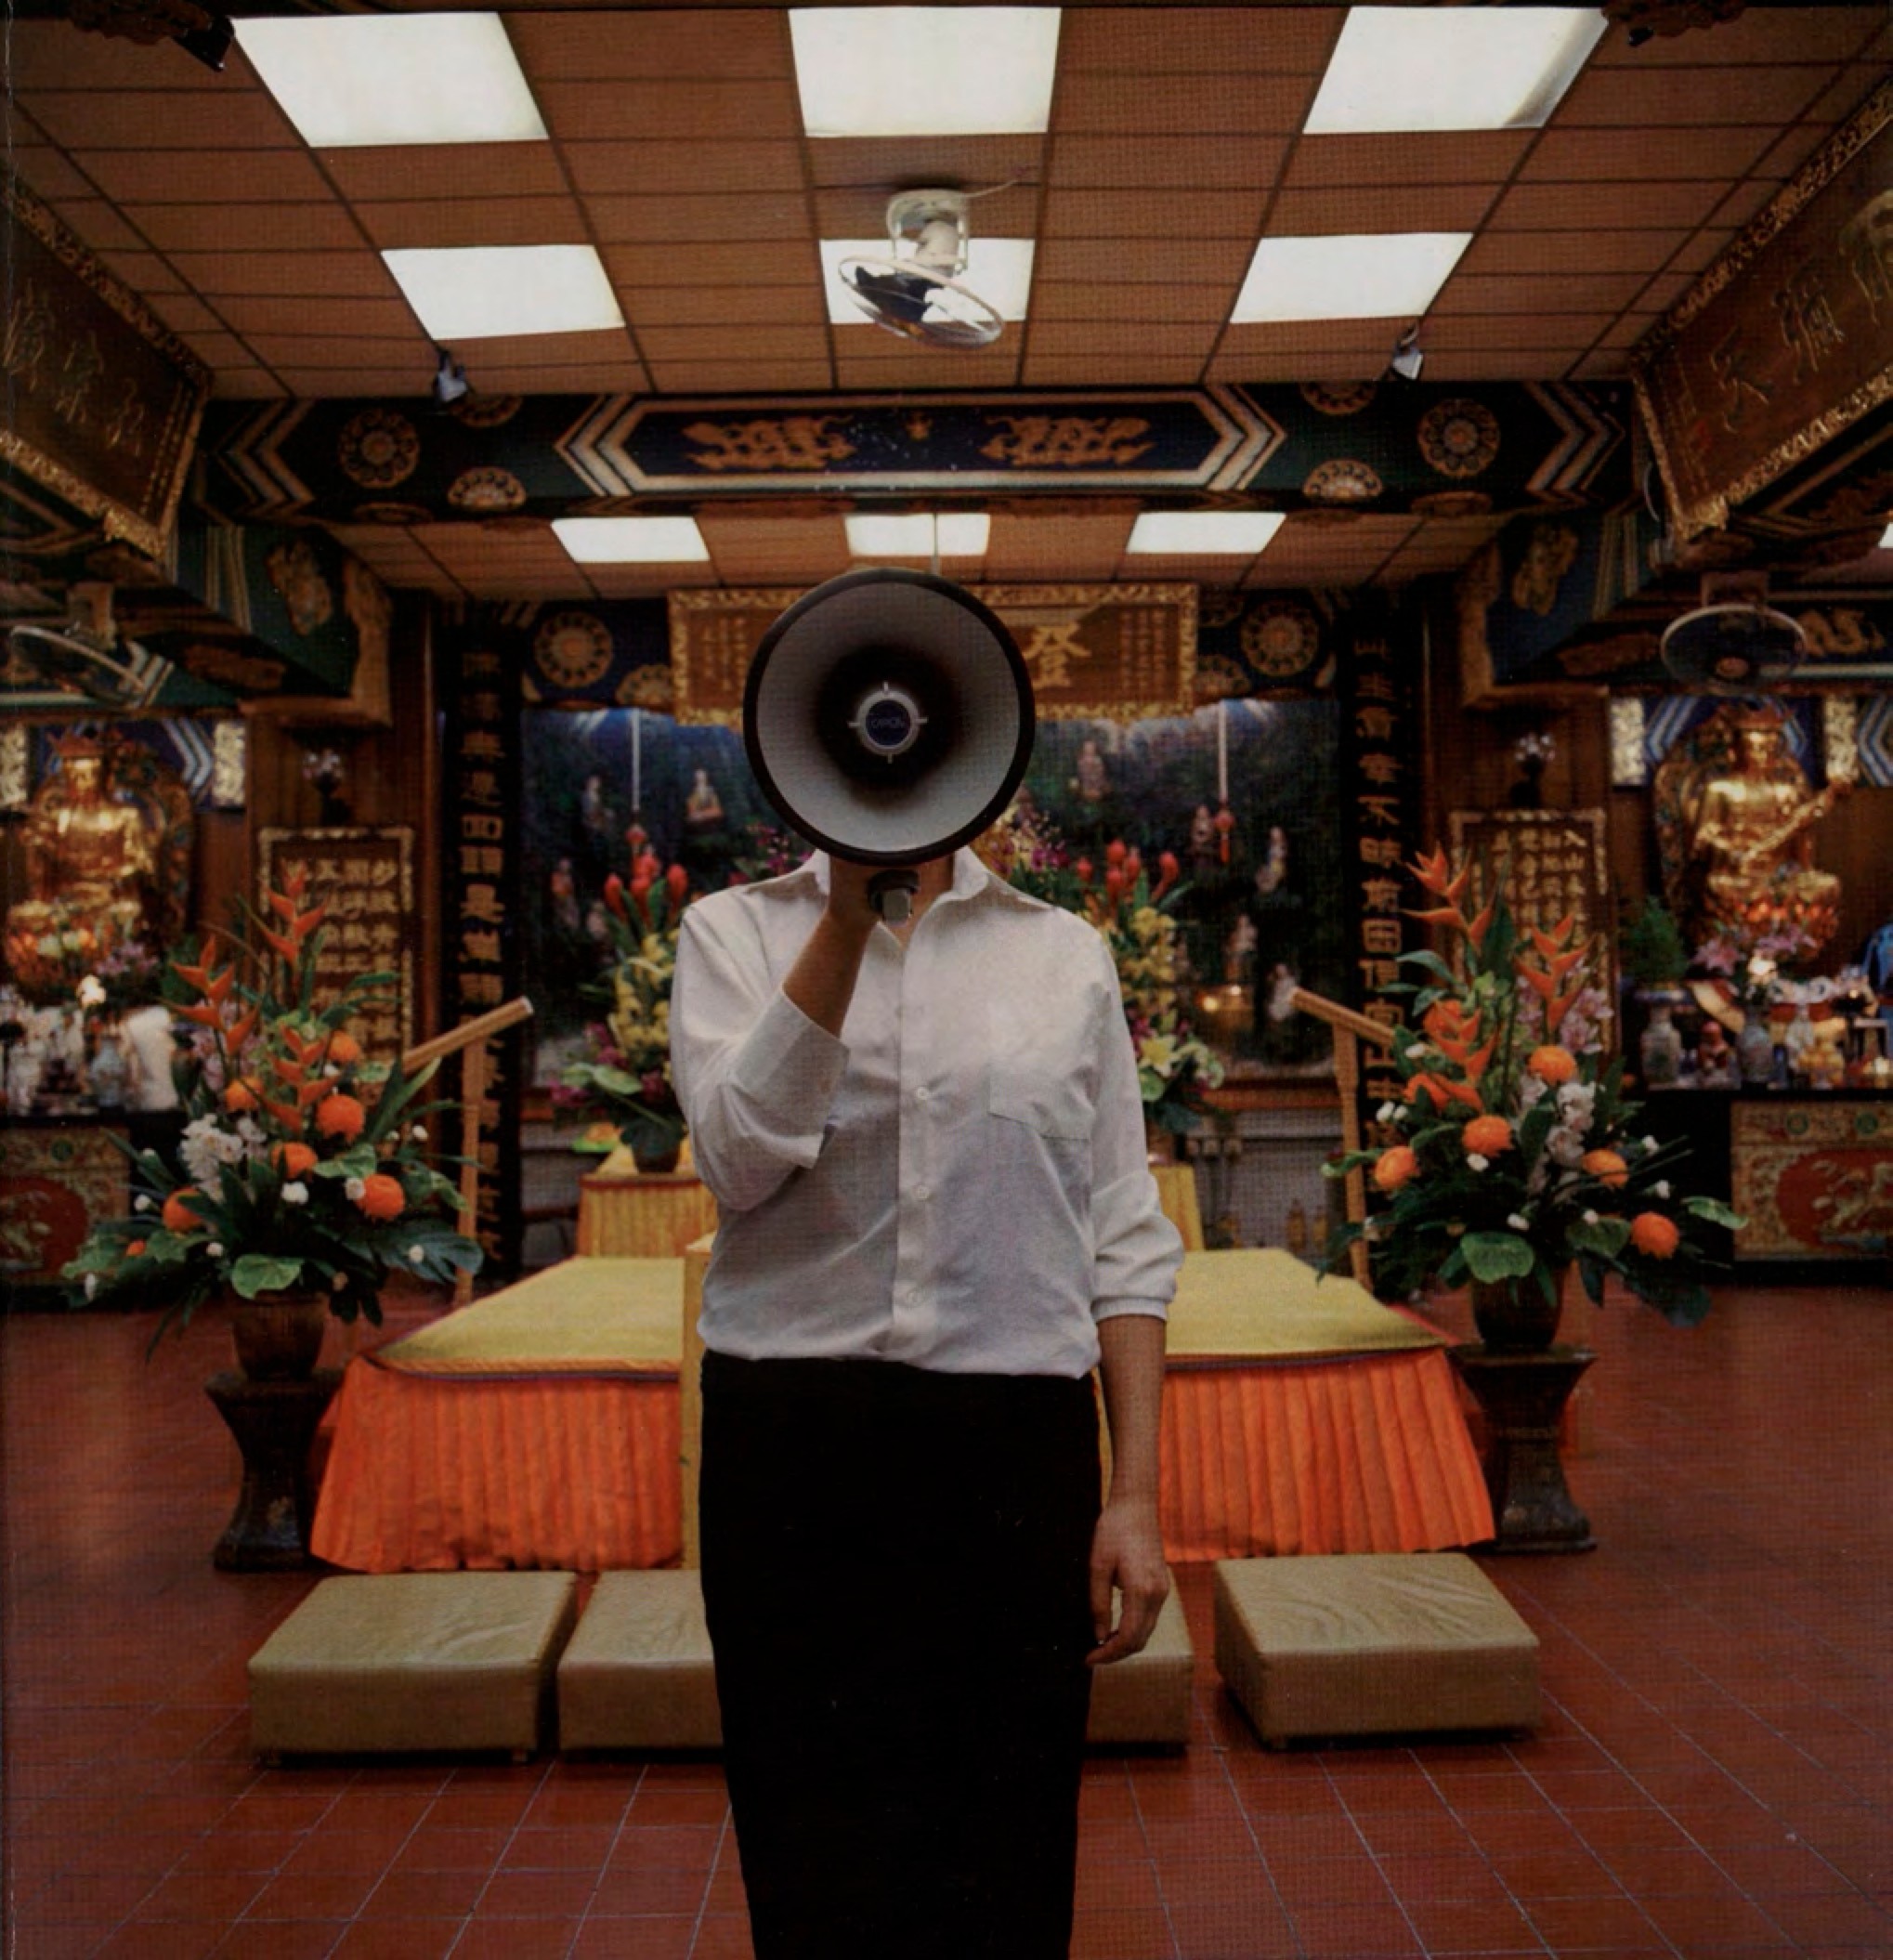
top-left (669, 583), bottom-right (1196, 725)
top-left (1632, 81), bottom-right (1893, 539)
top-left (1730, 1100), bottom-right (1892, 1261)
top-left (0, 1122), bottom-right (128, 1288)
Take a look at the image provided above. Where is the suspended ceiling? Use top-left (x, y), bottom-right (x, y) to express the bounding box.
top-left (6, 1), bottom-right (1893, 604)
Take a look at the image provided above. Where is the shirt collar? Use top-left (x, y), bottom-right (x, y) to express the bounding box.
top-left (796, 847), bottom-right (1037, 910)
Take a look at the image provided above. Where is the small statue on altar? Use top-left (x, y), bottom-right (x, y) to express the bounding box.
top-left (1070, 738), bottom-right (1109, 804)
top-left (1188, 803), bottom-right (1219, 875)
top-left (550, 858), bottom-right (581, 934)
top-left (1654, 702), bottom-right (1847, 959)
top-left (684, 766), bottom-right (725, 830)
top-left (4, 733), bottom-right (185, 1001)
top-left (1694, 1018), bottom-right (1740, 1089)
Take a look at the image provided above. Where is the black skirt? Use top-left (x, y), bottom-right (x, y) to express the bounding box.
top-left (698, 1349), bottom-right (1102, 1960)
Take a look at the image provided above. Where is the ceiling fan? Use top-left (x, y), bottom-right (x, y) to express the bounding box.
top-left (1659, 573), bottom-right (1808, 694)
top-left (838, 190), bottom-right (1006, 349)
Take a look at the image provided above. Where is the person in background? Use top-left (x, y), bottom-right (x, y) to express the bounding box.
top-left (672, 845), bottom-right (1181, 1960)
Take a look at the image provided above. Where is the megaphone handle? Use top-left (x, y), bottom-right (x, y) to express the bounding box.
top-left (868, 869), bottom-right (920, 925)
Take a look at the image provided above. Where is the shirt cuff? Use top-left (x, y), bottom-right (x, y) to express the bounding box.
top-left (1093, 1296), bottom-right (1170, 1324)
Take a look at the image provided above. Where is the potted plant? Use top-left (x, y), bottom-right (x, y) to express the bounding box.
top-left (63, 869), bottom-right (482, 1377)
top-left (555, 848), bottom-right (693, 1172)
top-left (1323, 845), bottom-right (1742, 1345)
top-left (1619, 895), bottom-right (1690, 1088)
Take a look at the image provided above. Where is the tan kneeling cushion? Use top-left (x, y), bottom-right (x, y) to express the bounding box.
top-left (1087, 1578), bottom-right (1194, 1748)
top-left (1214, 1553), bottom-right (1539, 1746)
top-left (558, 1569), bottom-right (722, 1750)
top-left (250, 1573), bottom-right (578, 1758)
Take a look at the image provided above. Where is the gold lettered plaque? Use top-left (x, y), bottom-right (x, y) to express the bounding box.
top-left (1730, 1100), bottom-right (1892, 1262)
top-left (1, 169), bottom-right (209, 559)
top-left (257, 827), bottom-right (415, 1062)
top-left (668, 583), bottom-right (1196, 725)
top-left (1631, 81), bottom-right (1893, 541)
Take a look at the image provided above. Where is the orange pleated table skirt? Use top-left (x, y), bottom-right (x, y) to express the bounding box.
top-left (310, 1250), bottom-right (1492, 1574)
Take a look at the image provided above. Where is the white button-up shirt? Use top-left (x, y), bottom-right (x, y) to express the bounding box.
top-left (672, 849), bottom-right (1182, 1379)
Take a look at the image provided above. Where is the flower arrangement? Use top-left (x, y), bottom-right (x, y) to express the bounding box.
top-left (62, 869), bottom-right (481, 1338)
top-left (1691, 900), bottom-right (1828, 1015)
top-left (1324, 846), bottom-right (1741, 1326)
top-left (978, 806), bottom-right (1224, 1133)
top-left (554, 843), bottom-right (692, 1164)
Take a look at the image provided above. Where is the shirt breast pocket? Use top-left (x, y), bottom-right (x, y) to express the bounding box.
top-left (986, 1006), bottom-right (1096, 1144)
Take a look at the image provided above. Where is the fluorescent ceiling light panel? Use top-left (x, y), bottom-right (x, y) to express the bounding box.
top-left (1232, 233), bottom-right (1470, 323)
top-left (1127, 512), bottom-right (1285, 555)
top-left (1881, 522), bottom-right (1893, 550)
top-left (820, 238), bottom-right (1037, 324)
top-left (846, 513), bottom-right (990, 557)
top-left (384, 246), bottom-right (623, 340)
top-left (553, 517), bottom-right (710, 564)
top-left (235, 14), bottom-right (545, 148)
top-left (1307, 6), bottom-right (1605, 135)
top-left (790, 7), bottom-right (1061, 137)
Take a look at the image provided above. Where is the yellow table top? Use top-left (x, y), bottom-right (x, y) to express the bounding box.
top-left (376, 1258), bottom-right (682, 1376)
top-left (1165, 1248), bottom-right (1440, 1364)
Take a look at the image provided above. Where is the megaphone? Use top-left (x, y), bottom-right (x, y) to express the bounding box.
top-left (743, 568), bottom-right (1035, 920)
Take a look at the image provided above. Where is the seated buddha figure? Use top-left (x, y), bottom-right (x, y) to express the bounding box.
top-left (1678, 706), bottom-right (1844, 952)
top-left (5, 734), bottom-right (163, 998)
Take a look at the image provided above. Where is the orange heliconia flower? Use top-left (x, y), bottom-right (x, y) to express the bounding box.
top-left (327, 1030), bottom-right (363, 1067)
top-left (1527, 1045), bottom-right (1578, 1085)
top-left (126, 1239), bottom-right (147, 1258)
top-left (314, 1093), bottom-right (366, 1143)
top-left (224, 1080), bottom-right (257, 1114)
top-left (355, 1172), bottom-right (405, 1222)
top-left (1422, 999), bottom-right (1469, 1042)
top-left (275, 1142), bottom-right (318, 1179)
top-left (162, 1189), bottom-right (204, 1233)
top-left (1629, 1212), bottom-right (1680, 1259)
top-left (1373, 1145), bottom-right (1419, 1192)
top-left (1582, 1148), bottom-right (1629, 1188)
top-left (1463, 1114), bottom-right (1514, 1156)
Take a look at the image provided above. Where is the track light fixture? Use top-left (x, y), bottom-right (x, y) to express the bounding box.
top-left (1388, 321), bottom-right (1425, 384)
top-left (175, 10), bottom-right (234, 72)
top-left (431, 346), bottom-right (471, 410)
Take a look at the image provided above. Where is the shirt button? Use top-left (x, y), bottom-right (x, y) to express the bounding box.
top-left (914, 1184), bottom-right (932, 1202)
top-left (914, 1087), bottom-right (931, 1103)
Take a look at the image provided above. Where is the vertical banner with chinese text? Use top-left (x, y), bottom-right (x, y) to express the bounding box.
top-left (1336, 603), bottom-right (1422, 1154)
top-left (441, 621), bottom-right (525, 1280)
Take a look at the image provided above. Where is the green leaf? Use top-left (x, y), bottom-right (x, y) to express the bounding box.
top-left (1683, 1196), bottom-right (1746, 1229)
top-left (1396, 949), bottom-right (1457, 984)
top-left (1461, 1231), bottom-right (1535, 1282)
top-left (229, 1254), bottom-right (306, 1299)
top-left (312, 1143), bottom-right (379, 1180)
top-left (1567, 1215), bottom-right (1630, 1259)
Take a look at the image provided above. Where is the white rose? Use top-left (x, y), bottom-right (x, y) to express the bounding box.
top-left (282, 1182), bottom-right (309, 1206)
top-left (407, 1244), bottom-right (426, 1264)
top-left (1405, 1043), bottom-right (1429, 1060)
top-left (1467, 1153), bottom-right (1490, 1172)
top-left (1641, 1135), bottom-right (1659, 1154)
top-left (85, 1273), bottom-right (98, 1300)
top-left (410, 1125), bottom-right (428, 1143)
top-left (1508, 1213), bottom-right (1530, 1232)
top-left (1582, 1210), bottom-right (1599, 1226)
top-left (206, 1241), bottom-right (225, 1259)
top-left (135, 1195), bottom-right (152, 1213)
top-left (345, 1177), bottom-right (366, 1201)
top-left (1377, 1104), bottom-right (1395, 1124)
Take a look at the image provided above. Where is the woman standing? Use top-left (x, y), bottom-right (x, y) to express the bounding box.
top-left (672, 846), bottom-right (1181, 1960)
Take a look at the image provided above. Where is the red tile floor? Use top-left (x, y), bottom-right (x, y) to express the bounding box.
top-left (4, 1276), bottom-right (1890, 1959)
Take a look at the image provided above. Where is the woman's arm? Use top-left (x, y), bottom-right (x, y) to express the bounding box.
top-left (1088, 1310), bottom-right (1169, 1666)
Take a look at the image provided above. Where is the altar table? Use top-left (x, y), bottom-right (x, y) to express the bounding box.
top-left (310, 1249), bottom-right (1490, 1574)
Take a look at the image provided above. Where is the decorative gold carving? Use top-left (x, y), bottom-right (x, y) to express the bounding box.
top-left (681, 415), bottom-right (855, 473)
top-left (211, 718), bottom-right (247, 809)
top-left (1610, 698), bottom-right (1648, 788)
top-left (978, 416), bottom-right (1155, 468)
top-left (1822, 697), bottom-right (1859, 784)
top-left (0, 724), bottom-right (30, 810)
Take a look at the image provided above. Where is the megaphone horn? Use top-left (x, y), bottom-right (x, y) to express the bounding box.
top-left (743, 569), bottom-right (1036, 910)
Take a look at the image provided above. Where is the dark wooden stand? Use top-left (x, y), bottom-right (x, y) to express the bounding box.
top-left (1451, 1346), bottom-right (1597, 1553)
top-left (204, 1368), bottom-right (343, 1572)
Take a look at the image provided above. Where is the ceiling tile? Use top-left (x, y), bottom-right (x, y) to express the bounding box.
top-left (208, 370), bottom-right (292, 400)
top-left (356, 198), bottom-right (588, 251)
top-left (1061, 7), bottom-right (1342, 72)
top-left (1805, 66), bottom-right (1892, 124)
top-left (25, 90), bottom-right (296, 150)
top-left (626, 284), bottom-right (827, 328)
top-left (9, 146), bottom-right (98, 202)
top-left (1638, 270), bottom-right (1702, 315)
top-left (603, 242), bottom-right (788, 288)
top-left (1488, 179), bottom-right (1729, 231)
top-left (1458, 229), bottom-right (1680, 277)
top-left (1284, 132), bottom-right (1534, 190)
top-left (241, 334), bottom-right (429, 369)
top-left (1025, 320), bottom-right (1220, 359)
top-left (462, 362), bottom-right (651, 395)
top-left (1521, 125), bottom-right (1770, 181)
top-left (1214, 320), bottom-right (1397, 359)
top-left (983, 513), bottom-right (1137, 579)
top-left (636, 324), bottom-right (830, 363)
top-left (589, 193), bottom-right (811, 245)
top-left (1430, 271), bottom-right (1652, 317)
top-left (1020, 357), bottom-right (1208, 386)
top-left (644, 361), bottom-right (835, 394)
top-left (803, 136), bottom-right (1044, 192)
top-left (1030, 283), bottom-right (1232, 324)
top-left (587, 563), bottom-right (720, 595)
top-left (815, 184), bottom-right (1038, 238)
top-left (1055, 73), bottom-right (1315, 137)
top-left (833, 350), bottom-right (1024, 389)
top-left (1556, 63), bottom-right (1838, 128)
top-left (1589, 7), bottom-right (1882, 65)
top-left (1035, 237), bottom-right (1250, 285)
top-left (320, 146), bottom-right (573, 203)
top-left (535, 80), bottom-right (802, 142)
top-left (166, 251), bottom-right (401, 299)
top-left (565, 141), bottom-right (803, 198)
top-left (3, 20), bottom-right (236, 90)
top-left (45, 200), bottom-right (149, 253)
top-left (1598, 313), bottom-right (1662, 351)
top-left (180, 331), bottom-right (259, 369)
top-left (128, 204), bottom-right (367, 254)
top-left (1048, 135), bottom-right (1290, 193)
top-left (1750, 122), bottom-right (1840, 179)
top-left (216, 295), bottom-right (418, 337)
top-left (507, 9), bottom-right (788, 80)
top-left (95, 249), bottom-right (185, 293)
top-left (272, 367), bottom-right (433, 398)
top-left (72, 148), bottom-right (333, 203)
top-left (1206, 348), bottom-right (1393, 383)
top-left (1418, 349), bottom-right (1584, 382)
top-left (1709, 178), bottom-right (1783, 231)
top-left (1666, 229), bottom-right (1736, 277)
top-left (1569, 350), bottom-right (1632, 381)
top-left (144, 292), bottom-right (228, 335)
top-left (1039, 188), bottom-right (1262, 238)
top-left (1266, 184), bottom-right (1496, 235)
top-left (447, 328), bottom-right (635, 367)
top-left (1418, 315), bottom-right (1612, 353)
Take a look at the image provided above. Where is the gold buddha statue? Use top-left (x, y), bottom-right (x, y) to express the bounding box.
top-left (1655, 703), bottom-right (1846, 960)
top-left (5, 732), bottom-right (177, 1000)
